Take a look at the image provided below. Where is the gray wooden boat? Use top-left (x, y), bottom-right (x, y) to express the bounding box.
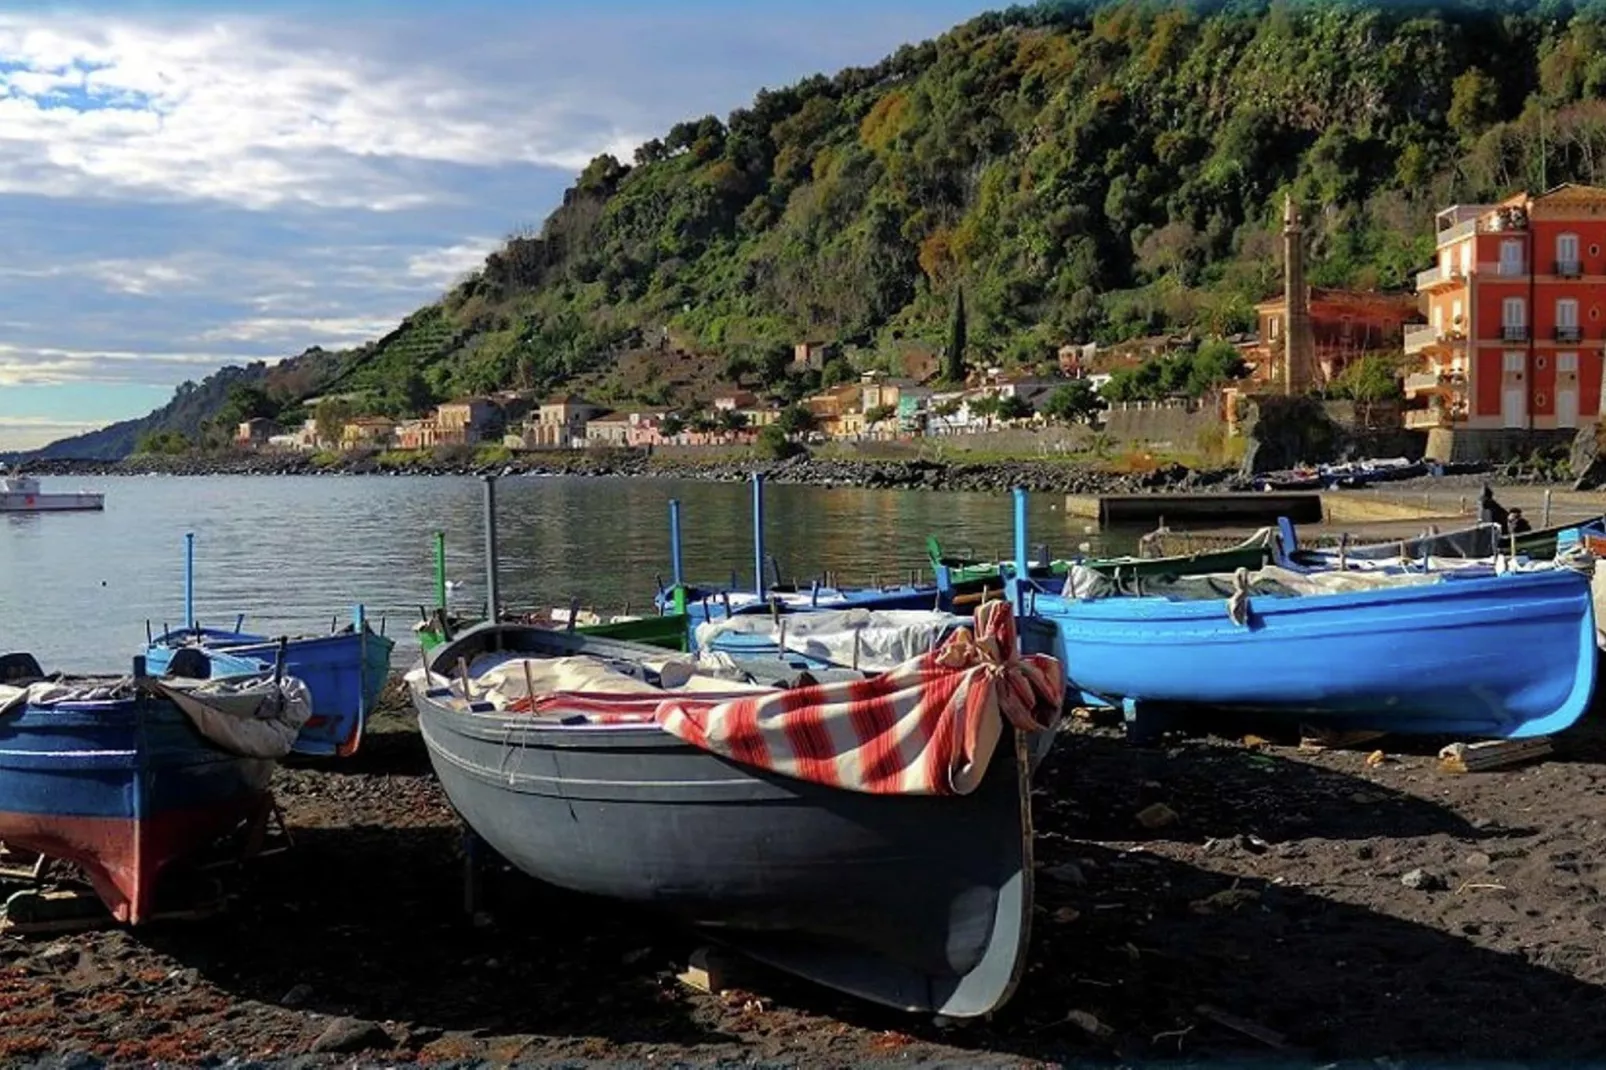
top-left (411, 621), bottom-right (1042, 1016)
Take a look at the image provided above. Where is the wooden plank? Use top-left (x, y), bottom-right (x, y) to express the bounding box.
top-left (1438, 737), bottom-right (1553, 773)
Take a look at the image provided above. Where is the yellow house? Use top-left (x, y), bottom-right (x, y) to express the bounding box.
top-left (435, 397), bottom-right (502, 445)
top-left (340, 416), bottom-right (396, 451)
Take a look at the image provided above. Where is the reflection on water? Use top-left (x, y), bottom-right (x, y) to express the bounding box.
top-left (0, 474), bottom-right (1120, 673)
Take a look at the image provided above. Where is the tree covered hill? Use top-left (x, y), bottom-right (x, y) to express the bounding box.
top-left (27, 0), bottom-right (1606, 457)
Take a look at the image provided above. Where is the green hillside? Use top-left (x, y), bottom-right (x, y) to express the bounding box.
top-left (321, 0), bottom-right (1606, 401)
top-left (29, 0), bottom-right (1606, 457)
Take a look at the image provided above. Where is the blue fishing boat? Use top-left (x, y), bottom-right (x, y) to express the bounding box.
top-left (1002, 490), bottom-right (1597, 740)
top-left (0, 651), bottom-right (310, 922)
top-left (140, 534), bottom-right (395, 758)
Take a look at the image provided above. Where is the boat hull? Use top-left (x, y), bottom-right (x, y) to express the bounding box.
top-left (413, 625), bottom-right (1036, 1016)
top-left (0, 693), bottom-right (273, 921)
top-left (0, 492), bottom-right (104, 512)
top-left (1027, 568), bottom-right (1597, 738)
top-left (144, 629), bottom-right (395, 758)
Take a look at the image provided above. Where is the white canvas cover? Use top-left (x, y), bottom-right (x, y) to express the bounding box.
top-left (155, 675), bottom-right (313, 758)
top-left (0, 675), bottom-right (311, 758)
top-left (694, 609), bottom-right (965, 671)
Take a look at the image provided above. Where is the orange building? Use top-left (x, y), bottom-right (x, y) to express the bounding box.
top-left (1406, 184), bottom-right (1606, 432)
top-left (1252, 289), bottom-right (1420, 386)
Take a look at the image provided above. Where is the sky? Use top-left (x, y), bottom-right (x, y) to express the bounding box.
top-left (0, 0), bottom-right (987, 451)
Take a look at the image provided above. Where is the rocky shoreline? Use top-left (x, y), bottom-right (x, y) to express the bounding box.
top-left (16, 450), bottom-right (1238, 495)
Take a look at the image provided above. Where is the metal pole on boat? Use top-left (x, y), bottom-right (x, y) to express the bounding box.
top-left (668, 499), bottom-right (686, 614)
top-left (434, 531), bottom-right (448, 612)
top-left (184, 532), bottom-right (195, 632)
top-left (481, 475), bottom-right (501, 623)
top-left (752, 471), bottom-right (767, 601)
top-left (1012, 487), bottom-right (1029, 616)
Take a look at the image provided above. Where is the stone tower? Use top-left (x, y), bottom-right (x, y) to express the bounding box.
top-left (1282, 194), bottom-right (1315, 395)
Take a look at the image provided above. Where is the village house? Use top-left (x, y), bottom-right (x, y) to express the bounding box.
top-left (434, 397), bottom-right (503, 446)
top-left (266, 417), bottom-right (323, 452)
top-left (801, 383), bottom-right (862, 438)
top-left (511, 394), bottom-right (605, 449)
top-left (1403, 185), bottom-right (1606, 450)
top-left (235, 417), bottom-right (279, 450)
top-left (339, 416), bottom-right (397, 451)
top-left (1251, 288), bottom-right (1421, 387)
top-left (713, 389), bottom-right (759, 412)
top-left (584, 414), bottom-right (636, 447)
top-left (792, 341), bottom-right (832, 371)
top-left (395, 416), bottom-right (439, 450)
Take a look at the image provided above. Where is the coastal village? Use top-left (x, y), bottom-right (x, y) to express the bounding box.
top-left (234, 184), bottom-right (1606, 471)
top-left (15, 3), bottom-right (1606, 1066)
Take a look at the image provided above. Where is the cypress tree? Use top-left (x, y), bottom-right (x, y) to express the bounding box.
top-left (944, 283), bottom-right (967, 384)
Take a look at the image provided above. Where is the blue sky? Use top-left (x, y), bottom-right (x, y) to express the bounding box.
top-left (0, 0), bottom-right (987, 450)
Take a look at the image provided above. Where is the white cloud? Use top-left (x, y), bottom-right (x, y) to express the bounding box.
top-left (405, 238), bottom-right (501, 287)
top-left (196, 316), bottom-right (398, 347)
top-left (0, 342), bottom-right (261, 386)
top-left (0, 13), bottom-right (647, 210)
top-left (0, 415), bottom-right (110, 451)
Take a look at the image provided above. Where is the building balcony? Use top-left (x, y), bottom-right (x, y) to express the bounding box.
top-left (1402, 324), bottom-right (1441, 355)
top-left (1555, 259), bottom-right (1583, 278)
top-left (1435, 218), bottom-right (1478, 246)
top-left (1477, 260), bottom-right (1529, 278)
top-left (1415, 265), bottom-right (1467, 291)
top-left (1403, 372), bottom-right (1444, 396)
top-left (1404, 408), bottom-right (1453, 430)
top-left (1502, 325), bottom-right (1530, 342)
top-left (1556, 325), bottom-right (1584, 342)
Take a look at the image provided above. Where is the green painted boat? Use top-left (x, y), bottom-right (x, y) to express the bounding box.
top-left (928, 529), bottom-right (1276, 589)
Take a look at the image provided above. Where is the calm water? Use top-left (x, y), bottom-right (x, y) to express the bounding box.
top-left (0, 474), bottom-right (1113, 672)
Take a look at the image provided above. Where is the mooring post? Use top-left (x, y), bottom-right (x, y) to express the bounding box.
top-left (668, 498), bottom-right (686, 614)
top-left (184, 532), bottom-right (196, 631)
top-left (482, 475), bottom-right (501, 622)
top-left (434, 531), bottom-right (448, 612)
top-left (1543, 488), bottom-right (1553, 528)
top-left (1012, 487), bottom-right (1029, 616)
top-left (752, 472), bottom-right (767, 600)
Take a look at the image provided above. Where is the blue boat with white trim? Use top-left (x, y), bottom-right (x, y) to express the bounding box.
top-left (140, 533), bottom-right (395, 758)
top-left (1003, 489), bottom-right (1597, 740)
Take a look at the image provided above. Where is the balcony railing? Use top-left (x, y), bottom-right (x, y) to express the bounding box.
top-left (1414, 265), bottom-right (1468, 290)
top-left (1435, 218), bottom-right (1478, 246)
top-left (1402, 324), bottom-right (1441, 354)
top-left (1556, 325), bottom-right (1584, 342)
top-left (1404, 408), bottom-right (1452, 430)
top-left (1502, 325), bottom-right (1530, 342)
top-left (1403, 372), bottom-right (1443, 394)
top-left (1555, 259), bottom-right (1583, 278)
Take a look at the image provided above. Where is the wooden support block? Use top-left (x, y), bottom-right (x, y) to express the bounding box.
top-left (1438, 737), bottom-right (1553, 774)
top-left (1298, 727), bottom-right (1388, 751)
top-left (676, 946), bottom-right (738, 995)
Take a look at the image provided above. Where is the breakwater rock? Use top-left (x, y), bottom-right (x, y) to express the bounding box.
top-left (16, 450), bottom-right (1246, 495)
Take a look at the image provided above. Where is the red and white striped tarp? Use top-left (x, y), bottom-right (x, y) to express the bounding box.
top-left (513, 599), bottom-right (1064, 796)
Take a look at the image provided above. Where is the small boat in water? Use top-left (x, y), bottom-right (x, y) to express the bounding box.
top-left (411, 600), bottom-right (1063, 1015)
top-left (0, 471), bottom-right (104, 513)
top-left (0, 650), bottom-right (310, 922)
